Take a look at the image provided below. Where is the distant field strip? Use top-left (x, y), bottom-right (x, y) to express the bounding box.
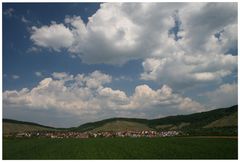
top-left (3, 137), bottom-right (237, 159)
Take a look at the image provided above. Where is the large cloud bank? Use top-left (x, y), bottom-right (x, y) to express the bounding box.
top-left (30, 3), bottom-right (237, 88)
top-left (3, 71), bottom-right (205, 118)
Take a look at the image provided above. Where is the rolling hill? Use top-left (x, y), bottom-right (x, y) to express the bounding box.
top-left (75, 105), bottom-right (237, 135)
top-left (89, 120), bottom-right (152, 133)
top-left (3, 105), bottom-right (238, 136)
top-left (3, 119), bottom-right (56, 135)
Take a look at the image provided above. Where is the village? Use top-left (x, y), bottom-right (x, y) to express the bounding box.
top-left (8, 130), bottom-right (183, 139)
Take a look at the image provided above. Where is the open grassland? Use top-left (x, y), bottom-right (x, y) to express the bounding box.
top-left (3, 137), bottom-right (237, 159)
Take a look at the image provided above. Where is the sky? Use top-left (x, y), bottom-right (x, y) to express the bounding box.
top-left (2, 3), bottom-right (238, 127)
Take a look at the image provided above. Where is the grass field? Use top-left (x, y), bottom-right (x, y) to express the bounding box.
top-left (3, 137), bottom-right (238, 159)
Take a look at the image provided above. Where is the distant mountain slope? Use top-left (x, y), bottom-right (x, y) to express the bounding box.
top-left (204, 112), bottom-right (237, 128)
top-left (149, 105), bottom-right (237, 130)
top-left (75, 105), bottom-right (237, 135)
top-left (3, 119), bottom-right (56, 135)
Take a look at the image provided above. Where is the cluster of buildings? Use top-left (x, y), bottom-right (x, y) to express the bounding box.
top-left (89, 130), bottom-right (181, 138)
top-left (8, 130), bottom-right (182, 139)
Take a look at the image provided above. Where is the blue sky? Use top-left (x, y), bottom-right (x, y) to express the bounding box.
top-left (3, 3), bottom-right (100, 90)
top-left (3, 3), bottom-right (238, 127)
top-left (3, 3), bottom-right (152, 95)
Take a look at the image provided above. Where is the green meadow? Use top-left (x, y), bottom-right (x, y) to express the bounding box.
top-left (3, 137), bottom-right (237, 159)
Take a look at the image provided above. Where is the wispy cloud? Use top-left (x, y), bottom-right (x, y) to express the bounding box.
top-left (115, 76), bottom-right (133, 82)
top-left (35, 71), bottom-right (42, 77)
top-left (11, 75), bottom-right (20, 80)
top-left (21, 16), bottom-right (31, 24)
top-left (3, 8), bottom-right (15, 17)
top-left (26, 46), bottom-right (41, 53)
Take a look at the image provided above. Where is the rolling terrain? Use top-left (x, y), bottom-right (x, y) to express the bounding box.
top-left (3, 105), bottom-right (238, 136)
top-left (74, 105), bottom-right (238, 135)
top-left (3, 119), bottom-right (56, 135)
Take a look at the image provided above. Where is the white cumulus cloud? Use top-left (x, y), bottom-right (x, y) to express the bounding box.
top-left (29, 3), bottom-right (237, 65)
top-left (29, 3), bottom-right (237, 91)
top-left (141, 53), bottom-right (237, 89)
top-left (201, 83), bottom-right (237, 108)
top-left (3, 71), bottom-right (205, 121)
top-left (30, 23), bottom-right (74, 52)
top-left (29, 3), bottom-right (185, 64)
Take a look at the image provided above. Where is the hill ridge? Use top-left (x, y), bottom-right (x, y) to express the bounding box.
top-left (3, 119), bottom-right (55, 129)
top-left (3, 105), bottom-right (237, 135)
top-left (76, 105), bottom-right (237, 132)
